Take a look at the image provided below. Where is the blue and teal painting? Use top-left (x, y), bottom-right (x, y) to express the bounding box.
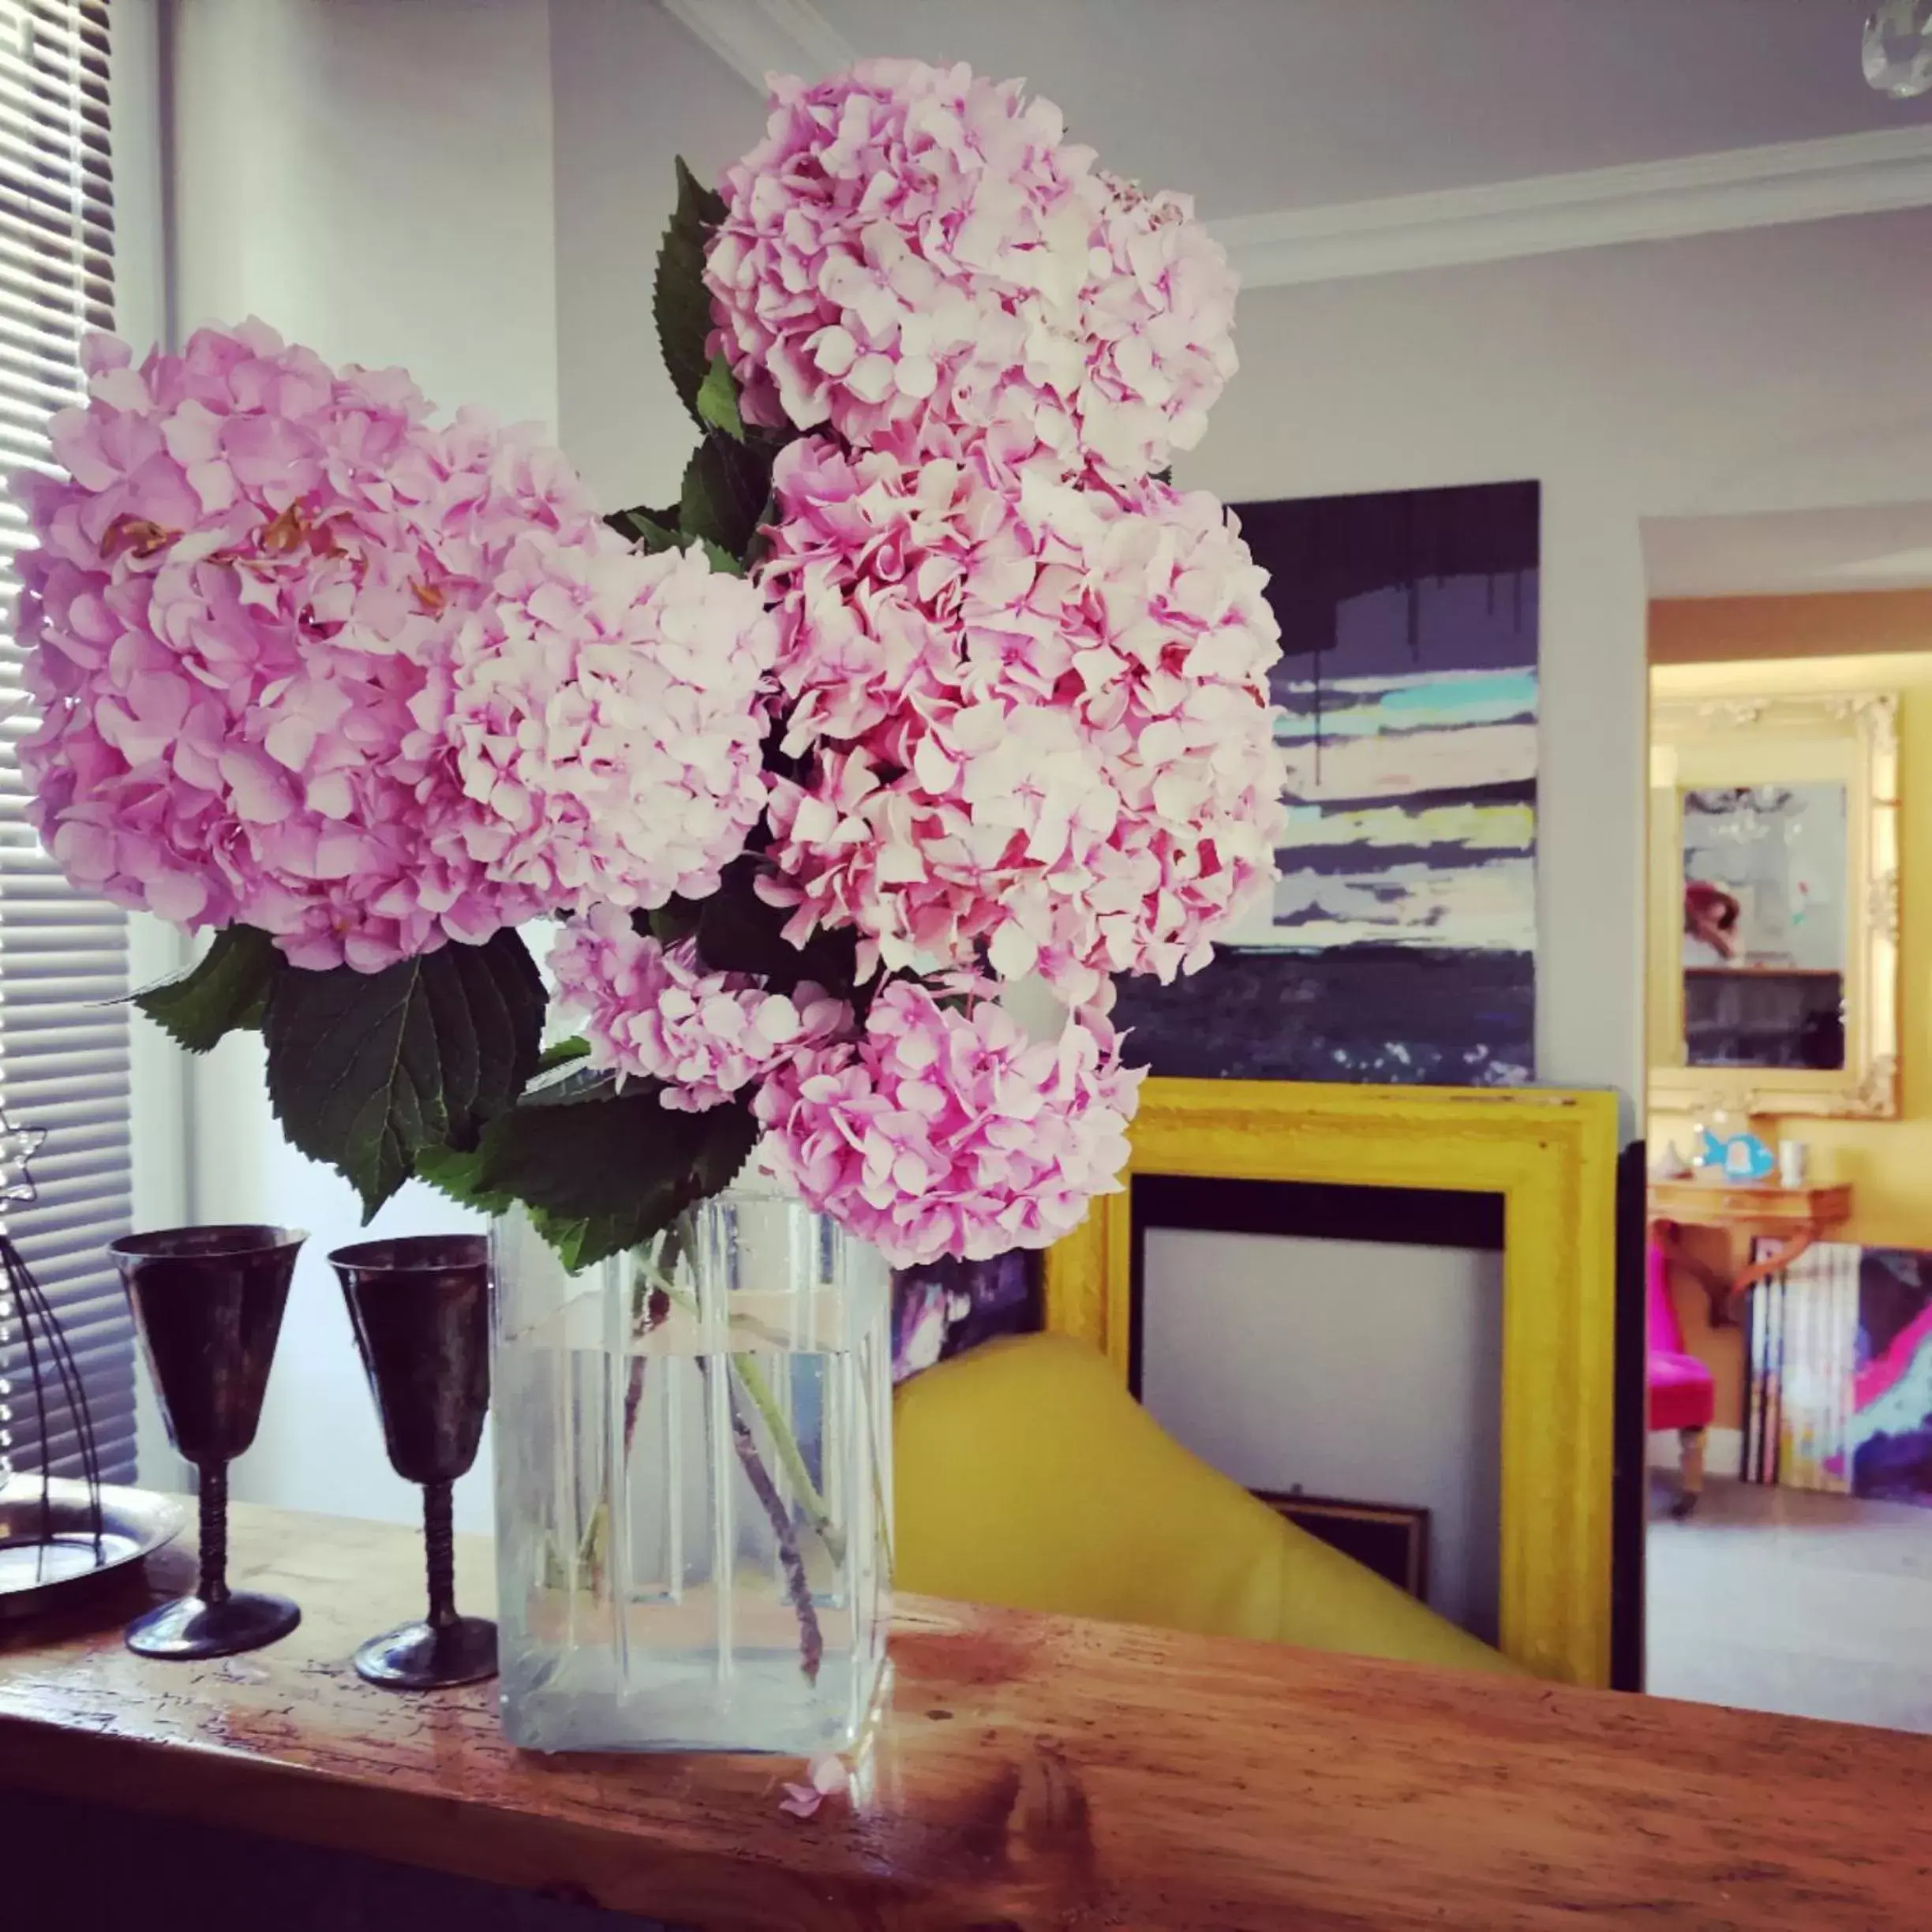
top-left (1113, 480), bottom-right (1540, 1085)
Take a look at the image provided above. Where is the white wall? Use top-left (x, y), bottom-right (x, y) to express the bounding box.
top-left (168, 0), bottom-right (560, 1530)
top-left (549, 0), bottom-right (767, 507)
top-left (1144, 1232), bottom-right (1503, 1639)
top-left (170, 0), bottom-right (560, 431)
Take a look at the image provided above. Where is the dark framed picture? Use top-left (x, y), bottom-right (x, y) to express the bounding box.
top-left (1255, 1491), bottom-right (1432, 1601)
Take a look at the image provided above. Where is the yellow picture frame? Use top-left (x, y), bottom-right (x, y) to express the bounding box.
top-left (1041, 1076), bottom-right (1621, 1687)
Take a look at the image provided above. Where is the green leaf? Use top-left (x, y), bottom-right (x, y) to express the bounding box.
top-left (474, 1072), bottom-right (758, 1268)
top-left (605, 505), bottom-right (743, 577)
top-left (642, 899), bottom-right (702, 948)
top-left (262, 930), bottom-right (545, 1219)
top-left (133, 925), bottom-right (280, 1052)
top-left (537, 1035), bottom-right (591, 1073)
top-left (695, 350), bottom-right (745, 442)
top-left (605, 504), bottom-right (682, 554)
top-left (679, 432), bottom-right (773, 563)
top-left (519, 1062), bottom-right (619, 1111)
top-left (683, 854), bottom-right (859, 995)
top-left (655, 156), bottom-right (728, 426)
top-left (414, 1140), bottom-right (515, 1217)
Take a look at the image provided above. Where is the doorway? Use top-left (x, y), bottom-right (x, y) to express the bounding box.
top-left (1642, 514), bottom-right (1932, 1731)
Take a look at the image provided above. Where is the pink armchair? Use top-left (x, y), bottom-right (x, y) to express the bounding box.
top-left (1648, 1241), bottom-right (1717, 1518)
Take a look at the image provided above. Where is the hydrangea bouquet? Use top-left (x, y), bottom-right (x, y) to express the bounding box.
top-left (17, 59), bottom-right (1283, 1273)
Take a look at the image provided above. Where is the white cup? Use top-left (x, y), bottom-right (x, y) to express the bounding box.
top-left (1778, 1140), bottom-right (1810, 1189)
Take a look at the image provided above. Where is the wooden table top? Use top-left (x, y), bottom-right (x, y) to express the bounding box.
top-left (1648, 1178), bottom-right (1853, 1228)
top-left (2, 1501), bottom-right (1930, 1930)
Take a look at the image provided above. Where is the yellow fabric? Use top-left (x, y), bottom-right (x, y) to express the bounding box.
top-left (893, 1331), bottom-right (1519, 1676)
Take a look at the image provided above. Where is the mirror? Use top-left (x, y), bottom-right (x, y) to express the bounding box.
top-left (1651, 693), bottom-right (1899, 1118)
top-left (1681, 781), bottom-right (1848, 1070)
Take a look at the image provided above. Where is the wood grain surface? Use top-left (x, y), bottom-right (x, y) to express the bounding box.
top-left (2, 1501), bottom-right (1929, 1929)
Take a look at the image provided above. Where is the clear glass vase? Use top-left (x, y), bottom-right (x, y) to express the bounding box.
top-left (489, 1173), bottom-right (893, 1753)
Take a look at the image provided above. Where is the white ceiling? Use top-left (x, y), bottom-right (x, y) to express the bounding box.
top-left (799, 0), bottom-right (1932, 218)
top-left (1644, 504), bottom-right (1932, 598)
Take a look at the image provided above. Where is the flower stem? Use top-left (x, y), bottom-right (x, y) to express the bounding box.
top-left (616, 1219), bottom-right (844, 1684)
top-left (730, 1350), bottom-right (846, 1567)
top-left (723, 1361), bottom-right (822, 1684)
top-left (634, 1244), bottom-right (845, 1562)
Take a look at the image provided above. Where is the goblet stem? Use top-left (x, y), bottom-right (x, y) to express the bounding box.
top-left (197, 1463), bottom-right (230, 1606)
top-left (423, 1478), bottom-right (457, 1631)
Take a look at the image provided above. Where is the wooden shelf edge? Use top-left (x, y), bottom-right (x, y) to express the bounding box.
top-left (0, 1713), bottom-right (886, 1928)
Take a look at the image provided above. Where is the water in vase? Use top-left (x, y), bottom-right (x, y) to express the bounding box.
top-left (492, 1185), bottom-right (893, 1753)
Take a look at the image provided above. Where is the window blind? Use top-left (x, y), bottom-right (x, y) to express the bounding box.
top-left (0, 0), bottom-right (135, 1485)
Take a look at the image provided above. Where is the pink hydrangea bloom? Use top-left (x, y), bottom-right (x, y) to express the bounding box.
top-left (754, 980), bottom-right (1144, 1267)
top-left (1074, 173), bottom-right (1240, 480)
top-left (13, 322), bottom-right (600, 970)
top-left (703, 60), bottom-right (1235, 483)
top-left (755, 440), bottom-right (1285, 1008)
top-left (705, 59), bottom-right (1089, 455)
top-left (550, 904), bottom-right (848, 1111)
top-left (421, 536), bottom-right (779, 914)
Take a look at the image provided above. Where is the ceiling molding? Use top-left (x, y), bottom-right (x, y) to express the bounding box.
top-left (656, 13), bottom-right (1932, 286)
top-left (1213, 127), bottom-right (1932, 289)
top-left (659, 0), bottom-right (854, 92)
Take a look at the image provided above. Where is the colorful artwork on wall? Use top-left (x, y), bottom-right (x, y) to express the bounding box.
top-left (1739, 1241), bottom-right (1932, 1504)
top-left (1851, 1246), bottom-right (1932, 1500)
top-left (1111, 479), bottom-right (1541, 1084)
top-left (889, 1250), bottom-right (1039, 1383)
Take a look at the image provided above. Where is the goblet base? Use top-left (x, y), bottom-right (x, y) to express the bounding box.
top-left (126, 1589), bottom-right (301, 1660)
top-left (354, 1613), bottom-right (497, 1690)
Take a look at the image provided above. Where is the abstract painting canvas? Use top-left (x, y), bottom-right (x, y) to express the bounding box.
top-left (1738, 1241), bottom-right (1932, 1505)
top-left (1112, 480), bottom-right (1540, 1084)
top-left (1852, 1245), bottom-right (1932, 1502)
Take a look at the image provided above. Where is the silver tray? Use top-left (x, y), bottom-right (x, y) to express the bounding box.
top-left (0, 1474), bottom-right (185, 1620)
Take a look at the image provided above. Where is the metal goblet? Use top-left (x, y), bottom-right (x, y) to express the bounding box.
top-left (329, 1234), bottom-right (496, 1690)
top-left (108, 1224), bottom-right (305, 1660)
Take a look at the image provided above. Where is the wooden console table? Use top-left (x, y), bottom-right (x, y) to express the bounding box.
top-left (1649, 1178), bottom-right (1853, 1327)
top-left (3, 1502), bottom-right (1930, 1928)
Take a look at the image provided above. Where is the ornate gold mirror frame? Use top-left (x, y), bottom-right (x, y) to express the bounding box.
top-left (1649, 690), bottom-right (1900, 1120)
top-left (1042, 1077), bottom-right (1620, 1687)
